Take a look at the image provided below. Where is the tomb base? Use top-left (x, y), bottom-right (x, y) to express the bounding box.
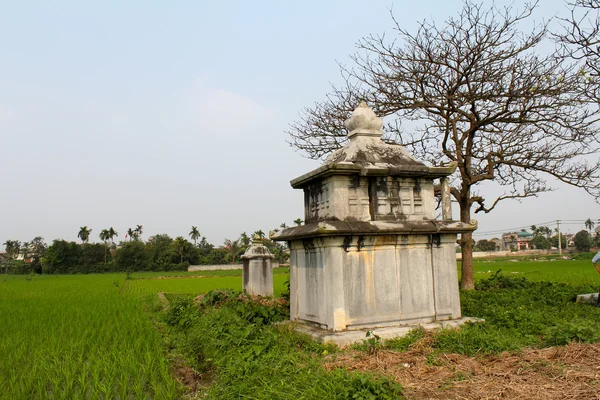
top-left (281, 227), bottom-right (470, 332)
top-left (292, 317), bottom-right (484, 346)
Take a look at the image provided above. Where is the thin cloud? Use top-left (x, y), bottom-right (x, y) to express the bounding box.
top-left (182, 79), bottom-right (276, 133)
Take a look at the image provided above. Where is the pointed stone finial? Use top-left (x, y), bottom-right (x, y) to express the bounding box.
top-left (345, 102), bottom-right (384, 139)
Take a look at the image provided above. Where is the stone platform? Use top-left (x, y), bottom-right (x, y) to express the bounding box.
top-left (293, 317), bottom-right (483, 346)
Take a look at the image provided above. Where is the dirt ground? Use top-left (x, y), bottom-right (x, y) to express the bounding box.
top-left (324, 341), bottom-right (600, 399)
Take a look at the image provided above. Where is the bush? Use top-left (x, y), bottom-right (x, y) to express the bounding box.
top-left (5, 260), bottom-right (35, 275)
top-left (43, 240), bottom-right (82, 274)
top-left (574, 230), bottom-right (593, 252)
top-left (164, 292), bottom-right (403, 399)
top-left (448, 272), bottom-right (600, 353)
top-left (115, 241), bottom-right (151, 271)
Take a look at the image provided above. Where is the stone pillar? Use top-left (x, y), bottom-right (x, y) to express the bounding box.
top-left (440, 177), bottom-right (452, 220)
top-left (241, 236), bottom-right (274, 296)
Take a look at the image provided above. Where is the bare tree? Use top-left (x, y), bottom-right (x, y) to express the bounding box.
top-left (288, 1), bottom-right (600, 289)
top-left (556, 0), bottom-right (600, 102)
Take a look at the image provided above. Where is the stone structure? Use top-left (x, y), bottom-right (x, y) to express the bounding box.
top-left (241, 235), bottom-right (274, 296)
top-left (272, 103), bottom-right (476, 340)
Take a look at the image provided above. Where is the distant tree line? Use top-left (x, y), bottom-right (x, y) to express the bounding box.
top-left (470, 219), bottom-right (600, 254)
top-left (1, 223), bottom-right (294, 275)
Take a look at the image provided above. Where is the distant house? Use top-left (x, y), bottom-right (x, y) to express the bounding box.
top-left (502, 231), bottom-right (533, 251)
top-left (490, 237), bottom-right (503, 251)
top-left (565, 233), bottom-right (575, 248)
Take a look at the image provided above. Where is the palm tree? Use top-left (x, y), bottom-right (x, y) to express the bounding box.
top-left (223, 239), bottom-right (241, 264)
top-left (108, 227), bottom-right (118, 244)
top-left (3, 240), bottom-right (21, 260)
top-left (99, 229), bottom-right (110, 263)
top-left (585, 218), bottom-right (595, 232)
top-left (253, 230), bottom-right (265, 239)
top-left (280, 223), bottom-right (288, 229)
top-left (77, 226), bottom-right (92, 244)
top-left (134, 225), bottom-right (143, 241)
top-left (127, 228), bottom-right (135, 241)
top-left (21, 242), bottom-right (30, 261)
top-left (239, 232), bottom-right (250, 247)
top-left (173, 236), bottom-right (187, 263)
top-left (189, 226), bottom-right (200, 247)
top-left (294, 218), bottom-right (303, 226)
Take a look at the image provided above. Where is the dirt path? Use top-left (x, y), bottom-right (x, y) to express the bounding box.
top-left (325, 342), bottom-right (600, 399)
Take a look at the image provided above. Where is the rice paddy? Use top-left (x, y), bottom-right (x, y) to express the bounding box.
top-left (0, 258), bottom-right (598, 399)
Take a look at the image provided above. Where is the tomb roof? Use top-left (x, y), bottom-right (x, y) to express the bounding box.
top-left (290, 103), bottom-right (456, 188)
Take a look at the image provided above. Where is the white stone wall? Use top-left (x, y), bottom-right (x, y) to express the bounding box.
top-left (188, 263), bottom-right (281, 272)
top-left (288, 234), bottom-right (461, 332)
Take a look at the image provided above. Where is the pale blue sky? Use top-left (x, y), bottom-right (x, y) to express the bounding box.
top-left (1, 0), bottom-right (597, 248)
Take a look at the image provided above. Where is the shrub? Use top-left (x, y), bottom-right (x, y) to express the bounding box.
top-left (115, 241), bottom-right (151, 271)
top-left (164, 291), bottom-right (402, 399)
top-left (574, 230), bottom-right (593, 252)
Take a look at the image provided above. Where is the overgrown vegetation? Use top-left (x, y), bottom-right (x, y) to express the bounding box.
top-left (376, 271), bottom-right (600, 357)
top-left (163, 290), bottom-right (403, 399)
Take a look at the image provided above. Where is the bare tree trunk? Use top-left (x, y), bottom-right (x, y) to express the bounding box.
top-left (459, 197), bottom-right (475, 290)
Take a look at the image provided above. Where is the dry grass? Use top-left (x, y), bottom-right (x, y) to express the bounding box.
top-left (324, 342), bottom-right (600, 399)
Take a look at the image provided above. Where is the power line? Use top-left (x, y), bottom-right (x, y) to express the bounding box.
top-left (472, 220), bottom-right (556, 237)
top-left (473, 218), bottom-right (596, 238)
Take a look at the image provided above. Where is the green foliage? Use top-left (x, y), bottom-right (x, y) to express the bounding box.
top-left (571, 251), bottom-right (597, 260)
top-left (433, 322), bottom-right (529, 355)
top-left (574, 230), bottom-right (593, 252)
top-left (338, 373), bottom-right (403, 400)
top-left (41, 238), bottom-right (189, 274)
top-left (531, 234), bottom-right (551, 250)
top-left (440, 272), bottom-right (600, 354)
top-left (164, 296), bottom-right (199, 329)
top-left (43, 240), bottom-right (83, 274)
top-left (383, 328), bottom-right (426, 351)
top-left (165, 293), bottom-right (403, 399)
top-left (4, 260), bottom-right (35, 275)
top-left (115, 241), bottom-right (151, 271)
top-left (474, 239), bottom-right (496, 252)
top-left (195, 290), bottom-right (289, 325)
top-left (550, 234), bottom-right (567, 249)
top-left (362, 331), bottom-right (382, 356)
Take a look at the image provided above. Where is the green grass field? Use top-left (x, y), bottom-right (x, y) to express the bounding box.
top-left (0, 270), bottom-right (287, 399)
top-left (470, 258), bottom-right (600, 286)
top-left (124, 273), bottom-right (289, 297)
top-left (0, 259), bottom-right (598, 399)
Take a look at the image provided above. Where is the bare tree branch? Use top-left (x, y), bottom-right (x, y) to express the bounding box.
top-left (287, 1), bottom-right (600, 290)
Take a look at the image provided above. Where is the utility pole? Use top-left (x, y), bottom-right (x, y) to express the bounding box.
top-left (557, 220), bottom-right (562, 256)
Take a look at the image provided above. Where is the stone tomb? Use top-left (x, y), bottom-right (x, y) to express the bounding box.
top-left (241, 236), bottom-right (274, 296)
top-left (272, 103), bottom-right (477, 345)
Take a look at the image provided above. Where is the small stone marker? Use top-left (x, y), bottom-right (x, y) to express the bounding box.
top-left (241, 235), bottom-right (274, 296)
top-left (272, 103), bottom-right (478, 344)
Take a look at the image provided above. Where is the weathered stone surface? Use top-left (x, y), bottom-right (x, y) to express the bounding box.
top-left (287, 234), bottom-right (462, 331)
top-left (241, 237), bottom-right (274, 297)
top-left (272, 220), bottom-right (476, 241)
top-left (274, 103), bottom-right (473, 338)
